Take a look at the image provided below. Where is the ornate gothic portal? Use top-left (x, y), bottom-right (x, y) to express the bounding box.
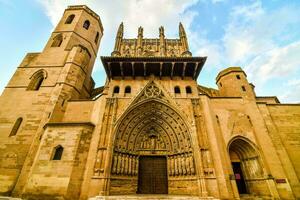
top-left (109, 82), bottom-right (196, 195)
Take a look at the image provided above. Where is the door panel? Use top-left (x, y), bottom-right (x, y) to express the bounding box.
top-left (232, 162), bottom-right (247, 194)
top-left (138, 156), bottom-right (168, 194)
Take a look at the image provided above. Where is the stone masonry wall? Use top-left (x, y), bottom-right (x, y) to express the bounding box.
top-left (22, 124), bottom-right (94, 200)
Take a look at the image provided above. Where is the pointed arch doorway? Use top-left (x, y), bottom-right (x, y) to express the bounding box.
top-left (228, 137), bottom-right (268, 196)
top-left (110, 96), bottom-right (196, 195)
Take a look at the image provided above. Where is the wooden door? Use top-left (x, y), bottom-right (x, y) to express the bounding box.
top-left (138, 156), bottom-right (168, 194)
top-left (232, 162), bottom-right (247, 194)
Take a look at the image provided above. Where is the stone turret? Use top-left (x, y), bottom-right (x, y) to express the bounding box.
top-left (216, 67), bottom-right (256, 99)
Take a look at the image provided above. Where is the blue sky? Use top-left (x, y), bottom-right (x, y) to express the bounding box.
top-left (0, 0), bottom-right (300, 102)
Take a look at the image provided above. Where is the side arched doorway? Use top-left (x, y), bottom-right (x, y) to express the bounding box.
top-left (109, 99), bottom-right (197, 195)
top-left (228, 137), bottom-right (271, 197)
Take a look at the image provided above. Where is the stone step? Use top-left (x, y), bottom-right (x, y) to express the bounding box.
top-left (89, 195), bottom-right (217, 200)
top-left (239, 194), bottom-right (273, 200)
top-left (0, 197), bottom-right (22, 200)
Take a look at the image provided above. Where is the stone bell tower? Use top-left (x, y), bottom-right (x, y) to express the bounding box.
top-left (41, 5), bottom-right (104, 121)
top-left (0, 5), bottom-right (103, 197)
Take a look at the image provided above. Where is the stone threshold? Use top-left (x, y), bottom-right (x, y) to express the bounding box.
top-left (0, 197), bottom-right (22, 200)
top-left (89, 195), bottom-right (217, 200)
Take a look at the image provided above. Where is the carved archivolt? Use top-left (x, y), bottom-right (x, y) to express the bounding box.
top-left (228, 137), bottom-right (264, 179)
top-left (114, 101), bottom-right (192, 153)
top-left (111, 82), bottom-right (195, 177)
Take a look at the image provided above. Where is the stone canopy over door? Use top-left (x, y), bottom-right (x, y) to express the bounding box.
top-left (109, 81), bottom-right (197, 195)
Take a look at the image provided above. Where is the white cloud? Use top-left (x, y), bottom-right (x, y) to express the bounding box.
top-left (279, 79), bottom-right (300, 103)
top-left (196, 42), bottom-right (224, 69)
top-left (287, 79), bottom-right (300, 86)
top-left (222, 1), bottom-right (300, 79)
top-left (223, 1), bottom-right (275, 65)
top-left (245, 41), bottom-right (300, 85)
top-left (211, 0), bottom-right (226, 4)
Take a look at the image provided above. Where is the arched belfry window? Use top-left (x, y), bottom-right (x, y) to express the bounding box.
top-left (52, 145), bottom-right (64, 160)
top-left (125, 86), bottom-right (131, 94)
top-left (174, 86), bottom-right (181, 94)
top-left (95, 32), bottom-right (99, 44)
top-left (27, 70), bottom-right (47, 91)
top-left (9, 117), bottom-right (23, 137)
top-left (65, 14), bottom-right (75, 24)
top-left (113, 86), bottom-right (120, 94)
top-left (51, 34), bottom-right (63, 47)
top-left (83, 20), bottom-right (90, 30)
top-left (186, 86), bottom-right (192, 94)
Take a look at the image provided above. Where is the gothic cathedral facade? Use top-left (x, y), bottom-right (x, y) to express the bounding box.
top-left (0, 5), bottom-right (299, 200)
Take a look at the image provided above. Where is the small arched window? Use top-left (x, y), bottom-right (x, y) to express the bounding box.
top-left (241, 86), bottom-right (246, 92)
top-left (174, 86), bottom-right (181, 94)
top-left (113, 86), bottom-right (120, 94)
top-left (27, 70), bottom-right (47, 91)
top-left (236, 75), bottom-right (241, 80)
top-left (51, 34), bottom-right (63, 47)
top-left (65, 14), bottom-right (75, 24)
top-left (52, 145), bottom-right (64, 160)
top-left (95, 32), bottom-right (99, 44)
top-left (125, 86), bottom-right (131, 94)
top-left (186, 86), bottom-right (192, 94)
top-left (83, 20), bottom-right (90, 30)
top-left (9, 117), bottom-right (23, 137)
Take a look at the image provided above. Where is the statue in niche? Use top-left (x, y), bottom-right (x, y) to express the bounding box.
top-left (149, 135), bottom-right (157, 149)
